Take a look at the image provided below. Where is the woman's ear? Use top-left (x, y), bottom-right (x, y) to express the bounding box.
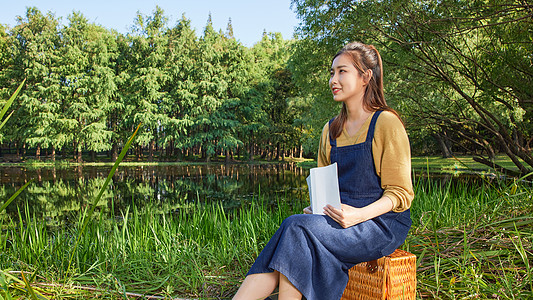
top-left (364, 69), bottom-right (373, 84)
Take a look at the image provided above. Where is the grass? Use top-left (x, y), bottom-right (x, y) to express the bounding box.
top-left (1, 196), bottom-right (300, 299)
top-left (0, 153), bottom-right (297, 168)
top-left (407, 176), bottom-right (533, 299)
top-left (294, 154), bottom-right (528, 175)
top-left (1, 153), bottom-right (527, 179)
top-left (0, 173), bottom-right (531, 299)
top-left (410, 155), bottom-right (528, 175)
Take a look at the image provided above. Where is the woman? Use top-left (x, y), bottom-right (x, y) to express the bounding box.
top-left (233, 42), bottom-right (413, 300)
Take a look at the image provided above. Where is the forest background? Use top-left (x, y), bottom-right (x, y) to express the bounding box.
top-left (0, 0), bottom-right (532, 177)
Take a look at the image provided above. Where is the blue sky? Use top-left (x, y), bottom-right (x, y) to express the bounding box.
top-left (0, 0), bottom-right (300, 47)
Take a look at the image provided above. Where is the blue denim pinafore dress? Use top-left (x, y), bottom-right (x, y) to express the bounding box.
top-left (247, 111), bottom-right (412, 300)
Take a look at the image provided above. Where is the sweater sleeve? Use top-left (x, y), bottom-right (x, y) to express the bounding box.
top-left (372, 112), bottom-right (414, 212)
top-left (317, 122), bottom-right (330, 168)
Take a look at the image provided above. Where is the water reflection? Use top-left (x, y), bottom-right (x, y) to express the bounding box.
top-left (2, 163), bottom-right (518, 224)
top-left (0, 163), bottom-right (309, 222)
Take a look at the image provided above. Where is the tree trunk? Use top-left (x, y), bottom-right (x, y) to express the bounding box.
top-left (184, 148), bottom-right (189, 160)
top-left (136, 145), bottom-right (142, 161)
top-left (473, 156), bottom-right (521, 177)
top-left (149, 140), bottom-right (155, 162)
top-left (111, 143), bottom-right (118, 161)
top-left (482, 140), bottom-right (496, 160)
top-left (73, 142), bottom-right (77, 161)
top-left (248, 133), bottom-right (254, 161)
top-left (433, 133), bottom-right (453, 158)
top-left (77, 147), bottom-right (82, 163)
top-left (51, 145), bottom-right (56, 162)
top-left (225, 149), bottom-right (230, 164)
top-left (36, 145), bottom-right (41, 161)
top-left (167, 139), bottom-right (174, 158)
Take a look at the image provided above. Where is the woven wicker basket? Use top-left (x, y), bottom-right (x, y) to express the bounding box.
top-left (340, 249), bottom-right (416, 300)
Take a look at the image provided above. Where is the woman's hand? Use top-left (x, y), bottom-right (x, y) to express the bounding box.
top-left (303, 206), bottom-right (313, 214)
top-left (323, 204), bottom-right (367, 228)
top-left (324, 197), bottom-right (395, 228)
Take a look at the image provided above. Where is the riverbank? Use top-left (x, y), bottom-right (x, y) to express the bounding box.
top-left (0, 154), bottom-right (524, 174)
top-left (1, 173), bottom-right (531, 299)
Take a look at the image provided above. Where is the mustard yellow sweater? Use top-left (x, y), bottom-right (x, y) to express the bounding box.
top-left (317, 111), bottom-right (413, 212)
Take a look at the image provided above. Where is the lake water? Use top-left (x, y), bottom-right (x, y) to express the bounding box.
top-left (1, 162), bottom-right (502, 224)
top-left (0, 163), bottom-right (310, 222)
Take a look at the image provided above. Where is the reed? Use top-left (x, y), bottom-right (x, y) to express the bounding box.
top-left (0, 175), bottom-right (531, 299)
top-left (0, 81), bottom-right (30, 216)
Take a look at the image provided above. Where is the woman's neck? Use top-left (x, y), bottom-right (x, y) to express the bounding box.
top-left (343, 102), bottom-right (372, 136)
top-left (344, 100), bottom-right (371, 123)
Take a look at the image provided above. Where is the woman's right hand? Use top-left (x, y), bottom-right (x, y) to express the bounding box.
top-left (303, 206), bottom-right (313, 214)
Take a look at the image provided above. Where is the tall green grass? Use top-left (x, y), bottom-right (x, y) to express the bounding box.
top-left (406, 176), bottom-right (533, 299)
top-left (1, 195), bottom-right (302, 299)
top-left (0, 175), bottom-right (531, 299)
top-left (0, 78), bottom-right (142, 299)
top-left (0, 80), bottom-right (29, 215)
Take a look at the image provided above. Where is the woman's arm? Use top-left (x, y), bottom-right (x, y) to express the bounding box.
top-left (373, 112), bottom-right (414, 212)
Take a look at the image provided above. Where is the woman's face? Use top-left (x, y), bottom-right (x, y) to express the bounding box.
top-left (329, 54), bottom-right (367, 104)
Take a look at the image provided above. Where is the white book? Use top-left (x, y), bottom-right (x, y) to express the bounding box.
top-left (306, 162), bottom-right (342, 215)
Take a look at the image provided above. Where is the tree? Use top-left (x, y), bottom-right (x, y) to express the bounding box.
top-left (58, 12), bottom-right (117, 162)
top-left (187, 15), bottom-right (250, 162)
top-left (101, 29), bottom-right (139, 162)
top-left (215, 36), bottom-right (251, 162)
top-left (124, 6), bottom-right (170, 161)
top-left (0, 25), bottom-right (16, 145)
top-left (161, 14), bottom-right (198, 160)
top-left (0, 24), bottom-right (11, 91)
top-left (225, 18), bottom-right (234, 39)
top-left (9, 7), bottom-right (62, 160)
top-left (0, 6), bottom-right (305, 163)
top-left (292, 0), bottom-right (533, 175)
top-left (252, 33), bottom-right (306, 160)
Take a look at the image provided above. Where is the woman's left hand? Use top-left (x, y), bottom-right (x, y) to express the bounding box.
top-left (323, 204), bottom-right (368, 228)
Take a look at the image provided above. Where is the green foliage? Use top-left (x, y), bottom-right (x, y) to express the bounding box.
top-left (67, 123), bottom-right (140, 276)
top-left (291, 0), bottom-right (533, 174)
top-left (0, 81), bottom-right (28, 215)
top-left (10, 8), bottom-right (61, 153)
top-left (2, 3), bottom-right (532, 170)
top-left (0, 81), bottom-right (43, 300)
top-left (59, 12), bottom-right (117, 154)
top-left (249, 34), bottom-right (307, 158)
top-left (0, 181), bottom-right (32, 215)
top-left (0, 175), bottom-right (531, 298)
top-left (1, 6), bottom-right (304, 163)
top-left (0, 80), bottom-right (25, 135)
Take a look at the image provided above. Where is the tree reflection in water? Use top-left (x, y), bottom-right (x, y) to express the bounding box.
top-left (0, 163), bottom-right (309, 224)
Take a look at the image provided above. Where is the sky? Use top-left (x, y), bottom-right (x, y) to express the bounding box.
top-left (0, 0), bottom-right (301, 47)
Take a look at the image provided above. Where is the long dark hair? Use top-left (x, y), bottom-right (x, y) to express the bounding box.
top-left (329, 42), bottom-right (401, 139)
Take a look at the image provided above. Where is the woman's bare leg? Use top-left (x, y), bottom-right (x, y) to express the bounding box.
top-left (232, 271), bottom-right (279, 300)
top-left (278, 273), bottom-right (302, 300)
